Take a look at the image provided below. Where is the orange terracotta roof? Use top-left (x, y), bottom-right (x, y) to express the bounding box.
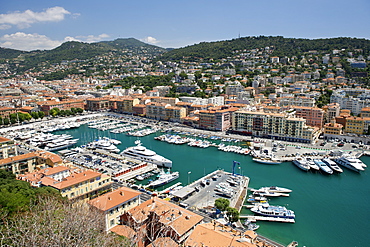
top-left (0, 137), bottom-right (11, 142)
top-left (127, 197), bottom-right (203, 236)
top-left (42, 170), bottom-right (106, 189)
top-left (89, 187), bottom-right (141, 212)
top-left (185, 223), bottom-right (257, 247)
top-left (147, 237), bottom-right (178, 247)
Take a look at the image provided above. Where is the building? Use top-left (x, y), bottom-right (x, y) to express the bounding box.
top-left (38, 99), bottom-right (85, 114)
top-left (0, 107), bottom-right (17, 119)
top-left (344, 116), bottom-right (370, 135)
top-left (185, 222), bottom-right (259, 247)
top-left (86, 97), bottom-right (111, 111)
top-left (19, 166), bottom-right (112, 200)
top-left (232, 110), bottom-right (319, 143)
top-left (360, 107), bottom-right (370, 118)
top-left (323, 120), bottom-right (343, 135)
top-left (116, 97), bottom-right (140, 113)
top-left (120, 197), bottom-right (203, 246)
top-left (0, 150), bottom-right (63, 175)
top-left (293, 106), bottom-right (324, 128)
top-left (0, 137), bottom-right (18, 160)
top-left (89, 187), bottom-right (141, 231)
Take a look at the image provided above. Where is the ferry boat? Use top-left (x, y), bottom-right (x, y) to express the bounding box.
top-left (322, 158), bottom-right (343, 173)
top-left (147, 170), bottom-right (179, 188)
top-left (313, 159), bottom-right (333, 174)
top-left (120, 140), bottom-right (172, 168)
top-left (292, 158), bottom-right (311, 171)
top-left (334, 157), bottom-right (365, 172)
top-left (250, 203), bottom-right (295, 219)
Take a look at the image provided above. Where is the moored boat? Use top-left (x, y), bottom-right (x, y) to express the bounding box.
top-left (250, 203), bottom-right (295, 219)
top-left (334, 157), bottom-right (365, 172)
top-left (252, 158), bottom-right (282, 165)
top-left (314, 159), bottom-right (333, 175)
top-left (322, 158), bottom-right (343, 173)
top-left (292, 158), bottom-right (311, 171)
top-left (147, 170), bottom-right (179, 188)
top-left (120, 140), bottom-right (172, 168)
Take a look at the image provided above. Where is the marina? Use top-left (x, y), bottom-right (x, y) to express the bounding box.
top-left (1, 114), bottom-right (370, 247)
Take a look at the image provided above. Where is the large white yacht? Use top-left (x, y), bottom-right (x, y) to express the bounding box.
top-left (334, 157), bottom-right (365, 172)
top-left (120, 140), bottom-right (172, 168)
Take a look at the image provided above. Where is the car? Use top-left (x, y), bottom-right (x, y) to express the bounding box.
top-left (337, 143), bottom-right (344, 147)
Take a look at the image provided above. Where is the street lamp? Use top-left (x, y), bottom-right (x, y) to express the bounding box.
top-left (188, 171), bottom-right (191, 185)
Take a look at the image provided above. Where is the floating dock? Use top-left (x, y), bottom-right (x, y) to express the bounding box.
top-left (239, 215), bottom-right (295, 223)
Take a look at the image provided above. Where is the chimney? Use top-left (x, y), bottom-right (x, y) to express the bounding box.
top-left (108, 197), bottom-right (111, 200)
top-left (120, 191), bottom-right (124, 196)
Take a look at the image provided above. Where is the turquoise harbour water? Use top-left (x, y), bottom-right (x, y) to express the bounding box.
top-left (55, 124), bottom-right (370, 247)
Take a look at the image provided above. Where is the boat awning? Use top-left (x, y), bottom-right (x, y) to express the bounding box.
top-left (172, 187), bottom-right (196, 199)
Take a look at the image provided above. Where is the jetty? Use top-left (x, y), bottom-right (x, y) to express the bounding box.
top-left (239, 215), bottom-right (295, 223)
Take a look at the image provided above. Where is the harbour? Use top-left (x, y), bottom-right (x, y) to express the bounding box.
top-left (1, 114), bottom-right (370, 247)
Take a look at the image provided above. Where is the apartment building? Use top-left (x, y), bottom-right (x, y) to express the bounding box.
top-left (116, 97), bottom-right (140, 113)
top-left (344, 116), bottom-right (370, 135)
top-left (0, 107), bottom-right (17, 118)
top-left (199, 109), bottom-right (231, 131)
top-left (89, 187), bottom-right (141, 231)
top-left (293, 106), bottom-right (324, 128)
top-left (278, 96), bottom-right (316, 108)
top-left (0, 137), bottom-right (18, 160)
top-left (232, 110), bottom-right (318, 143)
top-left (86, 97), bottom-right (111, 111)
top-left (323, 121), bottom-right (343, 135)
top-left (38, 99), bottom-right (85, 114)
top-left (119, 197), bottom-right (203, 246)
top-left (0, 150), bottom-right (63, 175)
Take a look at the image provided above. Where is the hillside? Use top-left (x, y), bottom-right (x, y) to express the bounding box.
top-left (158, 36), bottom-right (370, 61)
top-left (1, 38), bottom-right (167, 72)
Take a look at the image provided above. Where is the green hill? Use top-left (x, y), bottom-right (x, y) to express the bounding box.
top-left (159, 36), bottom-right (370, 61)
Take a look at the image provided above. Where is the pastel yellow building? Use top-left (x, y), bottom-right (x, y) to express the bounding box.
top-left (88, 187), bottom-right (141, 230)
top-left (19, 166), bottom-right (112, 200)
top-left (345, 116), bottom-right (370, 135)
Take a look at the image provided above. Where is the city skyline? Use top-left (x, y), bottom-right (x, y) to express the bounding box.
top-left (0, 0), bottom-right (370, 51)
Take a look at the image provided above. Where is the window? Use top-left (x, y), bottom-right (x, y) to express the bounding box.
top-left (110, 219), bottom-right (115, 227)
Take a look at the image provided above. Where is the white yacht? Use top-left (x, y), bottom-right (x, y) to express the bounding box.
top-left (147, 170), bottom-right (179, 188)
top-left (334, 157), bottom-right (365, 172)
top-left (258, 186), bottom-right (292, 193)
top-left (120, 140), bottom-right (172, 168)
top-left (292, 158), bottom-right (311, 171)
top-left (88, 139), bottom-right (120, 153)
top-left (45, 139), bottom-right (78, 152)
top-left (250, 203), bottom-right (295, 219)
top-left (314, 159), bottom-right (333, 175)
top-left (322, 158), bottom-right (343, 173)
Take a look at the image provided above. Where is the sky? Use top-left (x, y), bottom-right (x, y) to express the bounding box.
top-left (0, 0), bottom-right (369, 51)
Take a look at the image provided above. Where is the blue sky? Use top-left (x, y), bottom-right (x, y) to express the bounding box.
top-left (0, 0), bottom-right (369, 51)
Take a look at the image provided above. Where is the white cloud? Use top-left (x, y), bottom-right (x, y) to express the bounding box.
top-left (75, 33), bottom-right (110, 43)
top-left (0, 6), bottom-right (71, 29)
top-left (0, 32), bottom-right (111, 51)
top-left (142, 36), bottom-right (159, 44)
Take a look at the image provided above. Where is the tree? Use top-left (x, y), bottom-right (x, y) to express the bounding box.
top-left (1, 196), bottom-right (128, 246)
top-left (38, 111), bottom-right (45, 119)
top-left (226, 207), bottom-right (239, 223)
top-left (214, 198), bottom-right (230, 212)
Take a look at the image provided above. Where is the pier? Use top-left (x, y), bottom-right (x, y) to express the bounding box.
top-left (239, 215), bottom-right (295, 223)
